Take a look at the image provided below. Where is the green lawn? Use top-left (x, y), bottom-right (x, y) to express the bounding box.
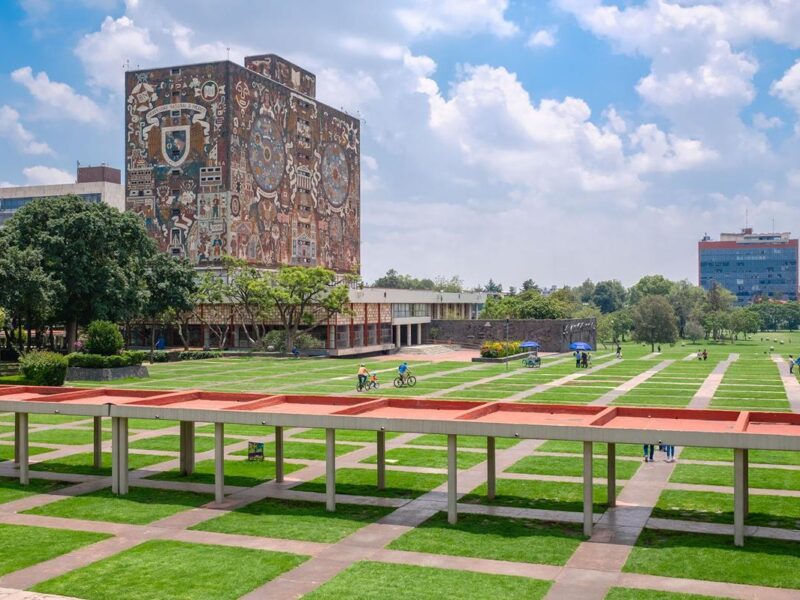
top-left (0, 524), bottom-right (109, 576)
top-left (0, 477), bottom-right (68, 505)
top-left (624, 528), bottom-right (800, 589)
top-left (0, 444), bottom-right (54, 461)
top-left (671, 463), bottom-right (800, 491)
top-left (197, 423), bottom-right (276, 437)
top-left (462, 478), bottom-right (620, 513)
top-left (407, 434), bottom-right (519, 449)
top-left (506, 455), bottom-right (640, 480)
top-left (536, 440), bottom-right (643, 457)
top-left (652, 489), bottom-right (800, 530)
top-left (31, 452), bottom-right (167, 477)
top-left (28, 428), bottom-right (112, 446)
top-left (290, 428), bottom-right (401, 443)
top-left (361, 447), bottom-right (486, 470)
top-left (305, 561), bottom-right (552, 599)
top-left (294, 467), bottom-right (447, 499)
top-left (129, 434), bottom-right (239, 453)
top-left (680, 447), bottom-right (800, 466)
top-left (127, 419), bottom-right (180, 430)
top-left (388, 512), bottom-right (586, 565)
top-left (32, 540), bottom-right (307, 600)
top-left (230, 441), bottom-right (362, 461)
top-left (605, 589), bottom-right (721, 600)
top-left (23, 487), bottom-right (213, 525)
top-left (147, 458), bottom-right (304, 487)
top-left (192, 497), bottom-right (393, 543)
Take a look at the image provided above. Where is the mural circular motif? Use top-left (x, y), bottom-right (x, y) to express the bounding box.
top-left (248, 116), bottom-right (286, 192)
top-left (321, 143), bottom-right (350, 208)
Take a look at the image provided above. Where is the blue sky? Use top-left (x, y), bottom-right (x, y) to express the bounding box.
top-left (2, 0), bottom-right (800, 289)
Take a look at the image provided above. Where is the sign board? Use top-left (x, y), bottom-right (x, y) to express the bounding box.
top-left (247, 441), bottom-right (264, 461)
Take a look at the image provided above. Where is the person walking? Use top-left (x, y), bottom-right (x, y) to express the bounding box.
top-left (702, 349), bottom-right (708, 361)
top-left (643, 443), bottom-right (655, 462)
top-left (575, 350), bottom-right (581, 368)
top-left (581, 351), bottom-right (588, 368)
top-left (791, 355), bottom-right (795, 374)
top-left (665, 444), bottom-right (676, 462)
top-left (616, 344), bottom-right (622, 359)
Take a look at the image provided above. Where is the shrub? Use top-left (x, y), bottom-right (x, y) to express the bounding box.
top-left (480, 340), bottom-right (522, 358)
top-left (294, 332), bottom-right (324, 349)
top-left (66, 351), bottom-right (145, 369)
top-left (261, 330), bottom-right (285, 352)
top-left (178, 350), bottom-right (222, 360)
top-left (85, 320), bottom-right (124, 356)
top-left (20, 351), bottom-right (67, 386)
top-left (150, 351), bottom-right (169, 363)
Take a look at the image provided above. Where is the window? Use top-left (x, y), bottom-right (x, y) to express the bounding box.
top-left (171, 68), bottom-right (181, 75)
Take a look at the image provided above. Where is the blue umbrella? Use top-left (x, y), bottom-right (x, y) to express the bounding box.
top-left (569, 342), bottom-right (593, 351)
top-left (520, 341), bottom-right (540, 349)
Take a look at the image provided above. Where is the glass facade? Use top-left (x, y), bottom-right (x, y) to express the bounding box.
top-left (392, 303), bottom-right (430, 318)
top-left (0, 193), bottom-right (102, 226)
top-left (699, 243), bottom-right (798, 305)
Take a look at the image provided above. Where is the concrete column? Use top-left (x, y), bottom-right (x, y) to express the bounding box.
top-left (583, 441), bottom-right (593, 536)
top-left (447, 434), bottom-right (458, 524)
top-left (214, 422), bottom-right (225, 503)
top-left (326, 428), bottom-right (336, 512)
top-left (377, 430), bottom-right (386, 490)
top-left (417, 323), bottom-right (422, 345)
top-left (275, 426), bottom-right (284, 483)
top-left (17, 413), bottom-right (28, 485)
top-left (395, 324), bottom-right (401, 348)
top-left (111, 417), bottom-right (120, 494)
top-left (13, 413), bottom-right (21, 464)
top-left (119, 418), bottom-right (129, 495)
top-left (93, 417), bottom-right (103, 469)
top-left (607, 443), bottom-right (616, 508)
top-left (487, 437), bottom-right (496, 501)
top-left (233, 326), bottom-right (240, 348)
top-left (743, 449), bottom-right (749, 516)
top-left (179, 421), bottom-right (195, 475)
top-left (734, 448), bottom-right (746, 547)
top-left (407, 323), bottom-right (412, 346)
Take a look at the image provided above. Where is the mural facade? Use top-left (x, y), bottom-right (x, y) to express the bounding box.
top-left (125, 54), bottom-right (360, 273)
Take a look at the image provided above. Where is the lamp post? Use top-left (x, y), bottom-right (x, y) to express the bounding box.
top-left (505, 317), bottom-right (510, 372)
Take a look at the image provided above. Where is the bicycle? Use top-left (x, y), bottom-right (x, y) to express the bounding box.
top-left (393, 374), bottom-right (417, 388)
top-left (357, 377), bottom-right (380, 392)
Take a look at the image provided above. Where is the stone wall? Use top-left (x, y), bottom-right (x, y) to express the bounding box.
top-left (429, 318), bottom-right (596, 353)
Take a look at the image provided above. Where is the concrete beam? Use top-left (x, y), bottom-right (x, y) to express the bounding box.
top-left (487, 436), bottom-right (496, 501)
top-left (607, 442), bottom-right (616, 508)
top-left (734, 447), bottom-right (746, 547)
top-left (448, 434), bottom-right (458, 524)
top-left (376, 430), bottom-right (386, 490)
top-left (583, 441), bottom-right (593, 536)
top-left (326, 428), bottom-right (336, 512)
top-left (93, 417), bottom-right (103, 469)
top-left (111, 416), bottom-right (120, 494)
top-left (215, 422), bottom-right (225, 503)
top-left (275, 426), bottom-right (284, 483)
top-left (17, 413), bottom-right (28, 485)
top-left (118, 417), bottom-right (129, 495)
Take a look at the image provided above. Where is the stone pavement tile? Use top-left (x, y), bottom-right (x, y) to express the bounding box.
top-left (506, 356), bottom-right (620, 402)
top-left (666, 482), bottom-right (800, 497)
top-left (0, 588), bottom-right (79, 600)
top-left (688, 354), bottom-right (738, 409)
top-left (167, 528), bottom-right (327, 556)
top-left (458, 502), bottom-right (590, 524)
top-left (590, 360), bottom-right (674, 406)
top-left (773, 355), bottom-right (800, 413)
top-left (645, 518), bottom-right (800, 542)
top-left (544, 568), bottom-right (621, 600)
top-left (240, 557), bottom-right (352, 600)
top-left (372, 548), bottom-right (563, 580)
top-left (616, 572), bottom-right (800, 600)
top-left (0, 513), bottom-right (143, 537)
top-left (0, 537), bottom-right (142, 590)
top-left (565, 541), bottom-right (632, 572)
top-left (239, 575), bottom-right (319, 600)
top-left (340, 522), bottom-right (416, 548)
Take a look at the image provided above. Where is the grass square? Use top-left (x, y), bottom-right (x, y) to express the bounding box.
top-left (304, 561), bottom-right (552, 599)
top-left (361, 447), bottom-right (486, 470)
top-left (32, 452), bottom-right (167, 477)
top-left (191, 497), bottom-right (393, 542)
top-left (624, 529), bottom-right (800, 589)
top-left (671, 463), bottom-right (800, 491)
top-left (127, 419), bottom-right (180, 430)
top-left (196, 423), bottom-right (275, 437)
top-left (293, 467), bottom-right (447, 499)
top-left (388, 512), bottom-right (585, 565)
top-left (462, 478), bottom-right (620, 513)
top-left (0, 477), bottom-right (68, 505)
top-left (680, 447), bottom-right (800, 466)
top-left (605, 588), bottom-right (721, 600)
top-left (147, 458), bottom-right (304, 487)
top-left (536, 441), bottom-right (643, 457)
top-left (28, 428), bottom-right (112, 446)
top-left (32, 540), bottom-right (307, 600)
top-left (230, 441), bottom-right (362, 461)
top-left (289, 428), bottom-right (403, 443)
top-left (23, 486), bottom-right (213, 525)
top-left (0, 444), bottom-right (54, 461)
top-left (407, 434), bottom-right (519, 449)
top-left (0, 523), bottom-right (109, 576)
top-left (506, 455), bottom-right (640, 480)
top-left (129, 435), bottom-right (239, 453)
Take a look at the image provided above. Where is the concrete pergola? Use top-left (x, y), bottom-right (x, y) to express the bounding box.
top-left (1, 384), bottom-right (799, 547)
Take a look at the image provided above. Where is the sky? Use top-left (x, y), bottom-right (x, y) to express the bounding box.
top-left (1, 0), bottom-right (800, 290)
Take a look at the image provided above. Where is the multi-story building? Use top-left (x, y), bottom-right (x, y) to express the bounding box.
top-left (699, 228), bottom-right (799, 305)
top-left (0, 164), bottom-right (123, 227)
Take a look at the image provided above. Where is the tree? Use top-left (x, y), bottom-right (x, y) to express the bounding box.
top-left (521, 279), bottom-right (540, 293)
top-left (373, 269), bottom-right (462, 292)
top-left (576, 278), bottom-right (595, 303)
top-left (629, 274), bottom-right (675, 305)
top-left (631, 295), bottom-right (678, 351)
top-left (141, 253), bottom-right (197, 355)
top-left (728, 308), bottom-right (761, 340)
top-left (700, 283), bottom-right (735, 340)
top-left (609, 309), bottom-right (634, 342)
top-left (484, 279), bottom-right (503, 294)
top-left (591, 280), bottom-right (626, 314)
top-left (549, 287), bottom-right (581, 316)
top-left (507, 286), bottom-right (517, 296)
top-left (433, 275), bottom-right (463, 293)
top-left (684, 320), bottom-right (705, 342)
top-left (668, 280), bottom-right (706, 338)
top-left (480, 290), bottom-right (568, 320)
top-left (224, 256), bottom-right (272, 346)
top-left (256, 266), bottom-right (353, 351)
top-left (0, 195), bottom-right (156, 350)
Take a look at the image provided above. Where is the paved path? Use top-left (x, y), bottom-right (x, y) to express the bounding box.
top-left (687, 353), bottom-right (738, 408)
top-left (590, 360), bottom-right (674, 406)
top-left (505, 356), bottom-right (621, 402)
top-left (772, 355), bottom-right (800, 413)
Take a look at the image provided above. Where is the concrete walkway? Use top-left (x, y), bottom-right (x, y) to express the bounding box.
top-left (687, 353), bottom-right (738, 408)
top-left (772, 355), bottom-right (800, 413)
top-left (505, 356), bottom-right (621, 402)
top-left (590, 360), bottom-right (674, 406)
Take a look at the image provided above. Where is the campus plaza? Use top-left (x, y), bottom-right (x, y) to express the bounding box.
top-left (1, 339), bottom-right (800, 599)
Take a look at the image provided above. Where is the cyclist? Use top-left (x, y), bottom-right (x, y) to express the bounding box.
top-left (398, 361), bottom-right (410, 383)
top-left (357, 363), bottom-right (369, 389)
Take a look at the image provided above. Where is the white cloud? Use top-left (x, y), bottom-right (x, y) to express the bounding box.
top-left (75, 16), bottom-right (158, 93)
top-left (169, 22), bottom-right (257, 64)
top-left (771, 60), bottom-right (800, 114)
top-left (395, 0), bottom-right (518, 38)
top-left (0, 181), bottom-right (16, 188)
top-left (629, 124), bottom-right (717, 174)
top-left (22, 165), bottom-right (74, 185)
top-left (11, 67), bottom-right (107, 124)
top-left (526, 28), bottom-right (557, 48)
top-left (752, 112), bottom-right (783, 130)
top-left (0, 105), bottom-right (53, 155)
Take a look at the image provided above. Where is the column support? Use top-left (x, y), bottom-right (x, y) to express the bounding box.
top-left (407, 323), bottom-right (413, 346)
top-left (275, 426), bottom-right (284, 483)
top-left (326, 428), bottom-right (336, 512)
top-left (447, 434), bottom-right (458, 524)
top-left (607, 442), bottom-right (616, 508)
top-left (111, 416), bottom-right (120, 494)
top-left (734, 447), bottom-right (746, 546)
top-left (743, 448), bottom-right (749, 517)
top-left (18, 413), bottom-right (28, 485)
top-left (214, 422), bottom-right (225, 503)
top-left (93, 417), bottom-right (103, 469)
top-left (377, 430), bottom-right (386, 490)
top-left (417, 322), bottom-right (422, 345)
top-left (118, 417), bottom-right (129, 495)
top-left (583, 441), bottom-right (593, 536)
top-left (487, 436), bottom-right (496, 501)
top-left (179, 421), bottom-right (195, 475)
top-left (13, 413), bottom-right (21, 464)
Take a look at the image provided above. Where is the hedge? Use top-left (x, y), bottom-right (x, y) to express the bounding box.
top-left (67, 350), bottom-right (146, 369)
top-left (85, 320), bottom-right (124, 356)
top-left (20, 351), bottom-right (68, 386)
top-left (178, 350), bottom-right (222, 360)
